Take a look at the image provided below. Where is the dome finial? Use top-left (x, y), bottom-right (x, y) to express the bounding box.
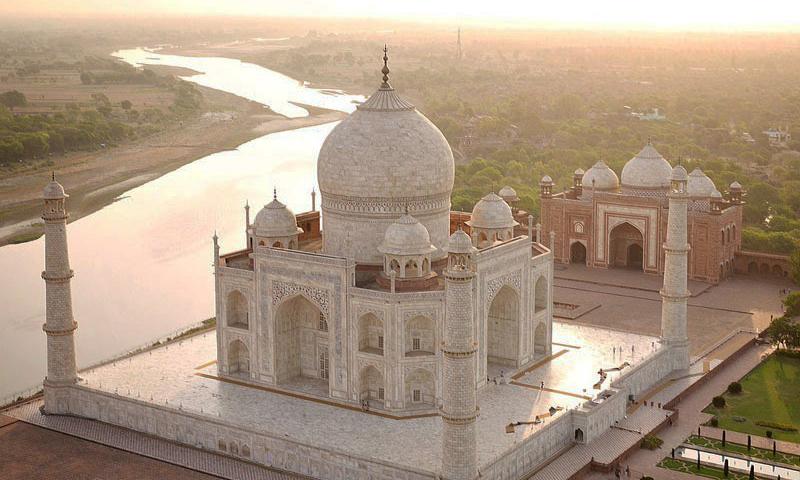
top-left (273, 187), bottom-right (277, 200)
top-left (647, 136), bottom-right (652, 145)
top-left (381, 44), bottom-right (390, 88)
top-left (51, 171), bottom-right (55, 181)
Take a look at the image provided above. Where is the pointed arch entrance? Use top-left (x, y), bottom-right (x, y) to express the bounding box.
top-left (570, 241), bottom-right (587, 265)
top-left (609, 222), bottom-right (644, 271)
top-left (488, 285), bottom-right (519, 366)
top-left (228, 339), bottom-right (250, 376)
top-left (274, 294), bottom-right (328, 386)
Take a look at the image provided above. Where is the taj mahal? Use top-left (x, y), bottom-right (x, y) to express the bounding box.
top-left (31, 49), bottom-right (703, 480)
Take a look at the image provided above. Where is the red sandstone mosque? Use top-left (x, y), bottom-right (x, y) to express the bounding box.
top-left (538, 141), bottom-right (745, 283)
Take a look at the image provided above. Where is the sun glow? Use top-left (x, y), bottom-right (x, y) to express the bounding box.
top-left (3, 0), bottom-right (800, 31)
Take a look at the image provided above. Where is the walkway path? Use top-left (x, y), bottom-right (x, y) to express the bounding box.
top-left (584, 342), bottom-right (775, 480)
top-left (700, 425), bottom-right (800, 456)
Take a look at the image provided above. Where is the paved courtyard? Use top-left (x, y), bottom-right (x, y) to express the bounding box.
top-left (553, 265), bottom-right (789, 355)
top-left (74, 322), bottom-right (658, 474)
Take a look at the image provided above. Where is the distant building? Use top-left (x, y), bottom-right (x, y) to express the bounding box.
top-left (540, 141), bottom-right (745, 284)
top-left (762, 127), bottom-right (791, 147)
top-left (631, 108), bottom-right (666, 121)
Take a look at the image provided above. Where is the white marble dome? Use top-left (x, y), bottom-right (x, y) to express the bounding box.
top-left (621, 143), bottom-right (673, 189)
top-left (446, 228), bottom-right (475, 254)
top-left (378, 214), bottom-right (436, 256)
top-left (498, 185), bottom-right (519, 203)
top-left (43, 180), bottom-right (67, 199)
top-left (687, 168), bottom-right (717, 197)
top-left (582, 160), bottom-right (619, 191)
top-left (467, 193), bottom-right (518, 230)
top-left (253, 196), bottom-right (302, 238)
top-left (317, 60), bottom-right (454, 264)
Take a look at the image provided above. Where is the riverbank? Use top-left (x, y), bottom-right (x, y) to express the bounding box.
top-left (0, 78), bottom-right (345, 247)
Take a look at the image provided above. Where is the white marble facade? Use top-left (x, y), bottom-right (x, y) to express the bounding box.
top-left (215, 233), bottom-right (553, 415)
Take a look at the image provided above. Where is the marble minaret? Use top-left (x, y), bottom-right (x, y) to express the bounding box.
top-left (660, 165), bottom-right (691, 371)
top-left (441, 228), bottom-right (479, 480)
top-left (42, 176), bottom-right (78, 414)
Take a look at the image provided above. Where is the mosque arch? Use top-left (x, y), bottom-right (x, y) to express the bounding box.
top-left (274, 294), bottom-right (325, 384)
top-left (422, 258), bottom-right (430, 274)
top-left (389, 258), bottom-right (400, 273)
top-left (747, 261), bottom-right (758, 274)
top-left (732, 225), bottom-right (736, 242)
top-left (404, 368), bottom-right (435, 407)
top-left (405, 315), bottom-right (435, 356)
top-left (359, 365), bottom-right (385, 406)
top-left (228, 339), bottom-right (250, 375)
top-left (487, 284), bottom-right (519, 365)
top-left (358, 313), bottom-right (384, 355)
top-left (272, 241), bottom-right (283, 248)
top-left (772, 264), bottom-right (784, 276)
top-left (226, 290), bottom-right (249, 329)
top-left (575, 428), bottom-right (584, 443)
top-left (609, 222), bottom-right (644, 271)
top-left (258, 240), bottom-right (266, 246)
top-left (534, 322), bottom-right (547, 355)
top-left (720, 230), bottom-right (725, 245)
top-left (534, 276), bottom-right (548, 312)
top-left (570, 241), bottom-right (587, 265)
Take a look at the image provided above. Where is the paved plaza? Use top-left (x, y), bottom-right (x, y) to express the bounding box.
top-left (70, 323), bottom-right (657, 473)
top-left (553, 265), bottom-right (789, 355)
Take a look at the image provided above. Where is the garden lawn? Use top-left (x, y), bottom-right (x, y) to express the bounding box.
top-left (704, 352), bottom-right (800, 443)
top-left (657, 458), bottom-right (749, 480)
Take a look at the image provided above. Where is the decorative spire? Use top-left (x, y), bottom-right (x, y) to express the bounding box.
top-left (51, 171), bottom-right (55, 181)
top-left (273, 187), bottom-right (277, 200)
top-left (381, 44), bottom-right (390, 88)
top-left (647, 136), bottom-right (652, 145)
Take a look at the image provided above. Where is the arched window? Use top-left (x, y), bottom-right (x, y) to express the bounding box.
top-left (405, 259), bottom-right (419, 277)
top-left (358, 313), bottom-right (384, 355)
top-left (534, 276), bottom-right (548, 312)
top-left (226, 290), bottom-right (248, 329)
top-left (574, 221), bottom-right (584, 234)
top-left (228, 340), bottom-right (250, 375)
top-left (272, 241), bottom-right (283, 248)
top-left (721, 230), bottom-right (725, 245)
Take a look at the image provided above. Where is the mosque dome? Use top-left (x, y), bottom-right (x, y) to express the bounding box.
top-left (621, 142), bottom-right (673, 189)
top-left (711, 189), bottom-right (723, 199)
top-left (729, 181), bottom-right (743, 190)
top-left (582, 160), bottom-right (619, 191)
top-left (687, 168), bottom-right (717, 197)
top-left (540, 175), bottom-right (554, 185)
top-left (317, 48), bottom-right (454, 264)
top-left (446, 228), bottom-right (475, 254)
top-left (467, 193), bottom-right (518, 230)
top-left (43, 179), bottom-right (67, 199)
top-left (378, 214), bottom-right (436, 256)
top-left (574, 168), bottom-right (585, 176)
top-left (498, 185), bottom-right (519, 203)
top-left (253, 195), bottom-right (302, 238)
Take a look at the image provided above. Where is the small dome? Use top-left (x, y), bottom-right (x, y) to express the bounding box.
top-left (378, 214), bottom-right (436, 256)
top-left (498, 185), bottom-right (519, 203)
top-left (729, 181), bottom-right (743, 190)
top-left (582, 160), bottom-right (620, 191)
top-left (574, 168), bottom-right (585, 176)
top-left (540, 175), bottom-right (554, 185)
top-left (253, 196), bottom-right (302, 238)
top-left (671, 165), bottom-right (688, 182)
top-left (621, 143), bottom-right (673, 189)
top-left (43, 180), bottom-right (67, 199)
top-left (711, 189), bottom-right (723, 199)
top-left (447, 228), bottom-right (476, 254)
top-left (467, 193), bottom-right (519, 230)
top-left (687, 168), bottom-right (717, 197)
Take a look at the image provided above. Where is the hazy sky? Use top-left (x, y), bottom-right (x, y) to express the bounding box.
top-left (4, 0), bottom-right (800, 31)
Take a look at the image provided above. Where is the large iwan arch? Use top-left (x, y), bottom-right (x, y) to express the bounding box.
top-left (487, 284), bottom-right (519, 366)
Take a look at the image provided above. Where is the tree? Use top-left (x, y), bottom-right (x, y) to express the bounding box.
top-left (120, 100), bottom-right (132, 110)
top-left (790, 250), bottom-right (800, 285)
top-left (785, 292), bottom-right (800, 318)
top-left (0, 90), bottom-right (27, 110)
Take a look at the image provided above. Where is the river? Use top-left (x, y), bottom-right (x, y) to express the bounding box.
top-left (0, 47), bottom-right (363, 401)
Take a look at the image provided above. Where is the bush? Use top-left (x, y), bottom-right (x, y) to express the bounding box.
top-left (727, 382), bottom-right (742, 394)
top-left (766, 430), bottom-right (773, 438)
top-left (710, 416), bottom-right (719, 427)
top-left (641, 477), bottom-right (654, 480)
top-left (712, 396), bottom-right (726, 408)
top-left (640, 435), bottom-right (664, 450)
top-left (755, 421), bottom-right (798, 432)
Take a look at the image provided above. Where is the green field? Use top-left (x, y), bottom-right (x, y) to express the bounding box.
top-left (704, 353), bottom-right (800, 443)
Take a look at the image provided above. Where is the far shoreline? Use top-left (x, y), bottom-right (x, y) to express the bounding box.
top-left (0, 57), bottom-right (350, 248)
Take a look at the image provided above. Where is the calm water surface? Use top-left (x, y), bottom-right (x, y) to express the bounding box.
top-left (0, 48), bottom-right (362, 400)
